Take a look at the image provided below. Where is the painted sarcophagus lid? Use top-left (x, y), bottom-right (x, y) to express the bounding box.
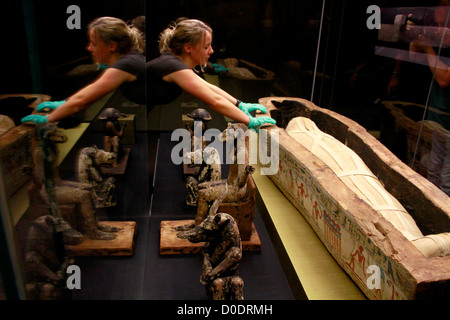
top-left (258, 97), bottom-right (450, 300)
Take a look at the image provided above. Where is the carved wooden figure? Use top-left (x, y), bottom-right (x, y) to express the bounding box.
top-left (184, 108), bottom-right (218, 205)
top-left (77, 146), bottom-right (117, 208)
top-left (195, 123), bottom-right (255, 228)
top-left (98, 108), bottom-right (126, 168)
top-left (185, 146), bottom-right (222, 206)
top-left (178, 185), bottom-right (244, 300)
top-left (29, 123), bottom-right (118, 240)
top-left (183, 108), bottom-right (212, 177)
top-left (186, 108), bottom-right (212, 150)
top-left (24, 215), bottom-right (82, 300)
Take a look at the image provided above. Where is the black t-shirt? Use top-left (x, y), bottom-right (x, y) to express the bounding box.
top-left (146, 52), bottom-right (190, 106)
top-left (111, 50), bottom-right (146, 105)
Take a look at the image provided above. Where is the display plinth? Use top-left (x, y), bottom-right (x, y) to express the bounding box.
top-left (159, 220), bottom-right (261, 255)
top-left (65, 221), bottom-right (137, 256)
top-left (100, 147), bottom-right (131, 175)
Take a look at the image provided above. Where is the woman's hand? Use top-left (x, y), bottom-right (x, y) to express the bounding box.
top-left (36, 100), bottom-right (66, 112)
top-left (210, 62), bottom-right (228, 74)
top-left (410, 34), bottom-right (432, 52)
top-left (21, 114), bottom-right (48, 124)
top-left (238, 102), bottom-right (267, 116)
top-left (248, 116), bottom-right (276, 132)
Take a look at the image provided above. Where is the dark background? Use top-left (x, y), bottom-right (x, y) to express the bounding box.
top-left (2, 0), bottom-right (439, 120)
top-left (1, 0), bottom-right (439, 108)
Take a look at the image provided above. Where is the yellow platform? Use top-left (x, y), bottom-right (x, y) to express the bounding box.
top-left (252, 162), bottom-right (365, 300)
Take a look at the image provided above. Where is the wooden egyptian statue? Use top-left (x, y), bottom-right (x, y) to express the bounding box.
top-left (178, 184), bottom-right (244, 300)
top-left (28, 122), bottom-right (118, 240)
top-left (185, 108), bottom-right (212, 151)
top-left (24, 215), bottom-right (82, 300)
top-left (178, 122), bottom-right (255, 240)
top-left (184, 108), bottom-right (221, 206)
top-left (185, 146), bottom-right (222, 206)
top-left (77, 146), bottom-right (117, 208)
top-left (98, 108), bottom-right (126, 168)
top-left (195, 123), bottom-right (255, 226)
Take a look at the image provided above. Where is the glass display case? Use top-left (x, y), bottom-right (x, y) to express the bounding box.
top-left (1, 0), bottom-right (448, 301)
top-left (314, 1), bottom-right (450, 193)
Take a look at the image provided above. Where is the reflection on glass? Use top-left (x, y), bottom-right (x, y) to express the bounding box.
top-left (376, 6), bottom-right (450, 196)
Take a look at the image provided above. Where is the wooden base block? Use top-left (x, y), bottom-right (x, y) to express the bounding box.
top-left (100, 147), bottom-right (131, 175)
top-left (65, 221), bottom-right (137, 256)
top-left (159, 219), bottom-right (261, 255)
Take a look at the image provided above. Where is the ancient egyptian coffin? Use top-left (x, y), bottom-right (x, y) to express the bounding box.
top-left (258, 97), bottom-right (450, 300)
top-left (0, 94), bottom-right (51, 197)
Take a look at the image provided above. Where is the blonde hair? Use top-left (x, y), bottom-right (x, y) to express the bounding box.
top-left (159, 19), bottom-right (212, 55)
top-left (88, 16), bottom-right (144, 54)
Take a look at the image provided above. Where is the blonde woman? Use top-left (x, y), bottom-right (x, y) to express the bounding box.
top-left (22, 16), bottom-right (146, 124)
top-left (146, 18), bottom-right (275, 131)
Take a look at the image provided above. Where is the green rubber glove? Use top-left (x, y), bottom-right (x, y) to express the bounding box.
top-left (210, 63), bottom-right (228, 74)
top-left (238, 102), bottom-right (267, 117)
top-left (21, 114), bottom-right (49, 124)
top-left (36, 100), bottom-right (66, 112)
top-left (248, 116), bottom-right (276, 132)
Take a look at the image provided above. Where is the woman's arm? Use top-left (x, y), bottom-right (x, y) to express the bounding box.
top-left (410, 35), bottom-right (450, 88)
top-left (164, 69), bottom-right (251, 124)
top-left (202, 77), bottom-right (239, 105)
top-left (47, 68), bottom-right (135, 122)
top-left (422, 46), bottom-right (450, 88)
